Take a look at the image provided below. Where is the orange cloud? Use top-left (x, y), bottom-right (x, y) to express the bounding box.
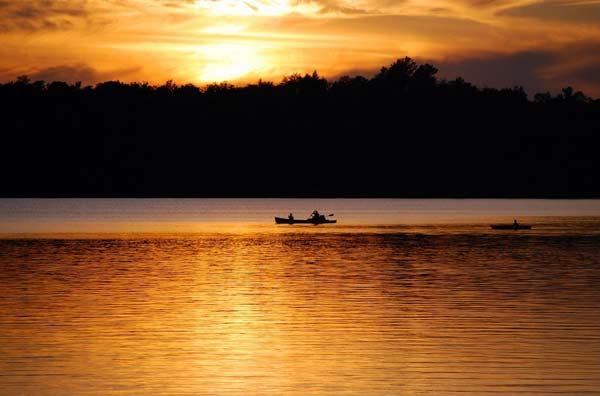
top-left (1, 0), bottom-right (599, 95)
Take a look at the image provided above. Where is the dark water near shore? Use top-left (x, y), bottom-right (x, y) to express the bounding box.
top-left (1, 199), bottom-right (599, 395)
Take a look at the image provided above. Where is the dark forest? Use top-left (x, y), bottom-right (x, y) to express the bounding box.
top-left (2, 57), bottom-right (599, 197)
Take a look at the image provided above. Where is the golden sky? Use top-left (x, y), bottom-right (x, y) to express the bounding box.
top-left (1, 0), bottom-right (599, 95)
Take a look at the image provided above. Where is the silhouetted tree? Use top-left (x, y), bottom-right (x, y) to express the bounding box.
top-left (412, 63), bottom-right (438, 90)
top-left (534, 92), bottom-right (552, 104)
top-left (1, 57), bottom-right (599, 197)
top-left (372, 57), bottom-right (420, 96)
top-left (281, 71), bottom-right (328, 97)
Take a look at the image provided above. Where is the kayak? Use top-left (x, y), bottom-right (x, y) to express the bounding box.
top-left (491, 224), bottom-right (532, 230)
top-left (275, 217), bottom-right (337, 225)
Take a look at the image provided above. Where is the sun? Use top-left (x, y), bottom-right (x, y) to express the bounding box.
top-left (196, 43), bottom-right (265, 82)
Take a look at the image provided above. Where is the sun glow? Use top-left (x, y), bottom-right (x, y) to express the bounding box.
top-left (196, 43), bottom-right (266, 82)
top-left (202, 24), bottom-right (248, 36)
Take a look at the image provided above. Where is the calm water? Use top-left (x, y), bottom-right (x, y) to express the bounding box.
top-left (1, 199), bottom-right (599, 395)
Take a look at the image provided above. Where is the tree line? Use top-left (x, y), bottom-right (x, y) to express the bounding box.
top-left (1, 57), bottom-right (599, 197)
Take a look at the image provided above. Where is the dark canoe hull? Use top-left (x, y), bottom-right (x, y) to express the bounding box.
top-left (275, 217), bottom-right (337, 225)
top-left (491, 224), bottom-right (532, 230)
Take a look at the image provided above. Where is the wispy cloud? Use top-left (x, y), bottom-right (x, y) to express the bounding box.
top-left (0, 0), bottom-right (90, 32)
top-left (497, 1), bottom-right (600, 24)
top-left (31, 64), bottom-right (142, 84)
top-left (0, 0), bottom-right (599, 94)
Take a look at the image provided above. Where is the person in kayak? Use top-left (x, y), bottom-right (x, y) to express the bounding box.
top-left (311, 210), bottom-right (327, 222)
top-left (288, 213), bottom-right (294, 221)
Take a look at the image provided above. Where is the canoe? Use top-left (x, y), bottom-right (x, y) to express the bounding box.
top-left (491, 224), bottom-right (532, 230)
top-left (275, 217), bottom-right (337, 225)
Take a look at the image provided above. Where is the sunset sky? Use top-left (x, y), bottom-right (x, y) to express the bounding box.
top-left (1, 0), bottom-right (599, 95)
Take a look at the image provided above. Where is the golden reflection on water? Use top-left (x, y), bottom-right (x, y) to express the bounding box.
top-left (1, 231), bottom-right (599, 395)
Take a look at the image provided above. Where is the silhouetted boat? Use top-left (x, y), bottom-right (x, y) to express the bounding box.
top-left (275, 211), bottom-right (337, 225)
top-left (275, 217), bottom-right (337, 225)
top-left (491, 224), bottom-right (532, 230)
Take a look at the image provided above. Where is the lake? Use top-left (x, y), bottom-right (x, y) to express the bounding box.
top-left (0, 199), bottom-right (599, 395)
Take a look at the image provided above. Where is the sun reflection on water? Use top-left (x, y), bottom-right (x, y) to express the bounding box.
top-left (0, 230), bottom-right (599, 395)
